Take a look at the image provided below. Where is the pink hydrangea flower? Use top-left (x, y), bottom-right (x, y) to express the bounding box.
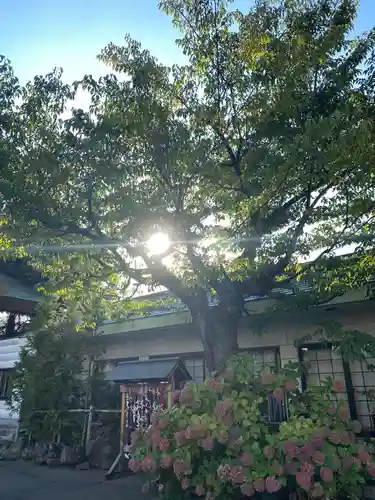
top-left (320, 467), bottom-right (334, 483)
top-left (367, 463), bottom-right (375, 478)
top-left (240, 452), bottom-right (254, 466)
top-left (240, 482), bottom-right (255, 497)
top-left (311, 482), bottom-right (325, 498)
top-left (185, 427), bottom-right (194, 439)
top-left (273, 388), bottom-right (284, 401)
top-left (158, 418), bottom-right (168, 429)
top-left (217, 430), bottom-right (229, 444)
top-left (151, 429), bottom-right (161, 445)
top-left (300, 462), bottom-right (314, 476)
top-left (141, 456), bottom-right (155, 473)
top-left (338, 407), bottom-right (349, 422)
top-left (262, 372), bottom-right (276, 385)
top-left (253, 478), bottom-right (265, 492)
top-left (340, 432), bottom-right (351, 445)
top-left (228, 437), bottom-right (244, 451)
top-left (312, 451), bottom-right (325, 466)
top-left (327, 431), bottom-right (341, 445)
top-left (284, 440), bottom-right (297, 457)
top-left (266, 477), bottom-right (281, 493)
top-left (161, 455), bottom-right (172, 469)
top-left (159, 438), bottom-right (169, 452)
top-left (285, 379), bottom-right (297, 392)
top-left (311, 436), bottom-right (324, 449)
top-left (301, 443), bottom-right (315, 458)
top-left (217, 464), bottom-right (231, 481)
top-left (214, 400), bottom-right (233, 425)
top-left (201, 438), bottom-right (214, 450)
top-left (358, 450), bottom-right (371, 464)
top-left (230, 466), bottom-right (245, 484)
top-left (174, 430), bottom-right (186, 446)
top-left (181, 477), bottom-right (189, 490)
top-left (296, 472), bottom-right (312, 491)
top-left (206, 379), bottom-right (224, 392)
top-left (128, 458), bottom-right (141, 473)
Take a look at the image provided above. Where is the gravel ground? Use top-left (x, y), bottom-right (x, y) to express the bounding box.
top-left (0, 460), bottom-right (153, 500)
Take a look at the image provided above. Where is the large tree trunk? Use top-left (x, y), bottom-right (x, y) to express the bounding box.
top-left (192, 304), bottom-right (241, 374)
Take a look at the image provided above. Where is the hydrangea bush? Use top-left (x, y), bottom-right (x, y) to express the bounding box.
top-left (130, 353), bottom-right (375, 500)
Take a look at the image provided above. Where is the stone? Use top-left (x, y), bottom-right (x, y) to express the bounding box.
top-left (33, 443), bottom-right (49, 465)
top-left (0, 439), bottom-right (22, 461)
top-left (87, 436), bottom-right (118, 470)
top-left (60, 445), bottom-right (84, 466)
top-left (21, 446), bottom-right (36, 461)
top-left (47, 443), bottom-right (60, 456)
top-left (46, 457), bottom-right (61, 467)
top-left (45, 446), bottom-right (61, 461)
top-left (76, 461), bottom-right (90, 470)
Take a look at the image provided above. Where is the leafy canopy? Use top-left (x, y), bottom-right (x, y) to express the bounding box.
top-left (0, 0), bottom-right (375, 363)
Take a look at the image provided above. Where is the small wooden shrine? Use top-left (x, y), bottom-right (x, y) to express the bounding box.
top-left (105, 357), bottom-right (191, 477)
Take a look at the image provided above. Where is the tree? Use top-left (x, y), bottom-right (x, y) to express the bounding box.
top-left (1, 0), bottom-right (375, 372)
top-left (9, 325), bottom-right (92, 443)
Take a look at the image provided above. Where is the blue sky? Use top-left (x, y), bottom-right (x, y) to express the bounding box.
top-left (1, 0), bottom-right (374, 84)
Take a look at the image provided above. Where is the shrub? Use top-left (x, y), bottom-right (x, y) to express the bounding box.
top-left (131, 353), bottom-right (375, 500)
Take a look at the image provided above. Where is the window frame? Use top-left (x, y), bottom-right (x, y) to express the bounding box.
top-left (239, 346), bottom-right (281, 371)
top-left (0, 369), bottom-right (12, 400)
top-left (240, 346), bottom-right (286, 423)
top-left (297, 342), bottom-right (375, 436)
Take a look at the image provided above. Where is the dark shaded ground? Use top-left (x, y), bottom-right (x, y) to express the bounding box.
top-left (0, 460), bottom-right (152, 500)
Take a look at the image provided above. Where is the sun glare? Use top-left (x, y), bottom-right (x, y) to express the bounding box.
top-left (146, 232), bottom-right (170, 256)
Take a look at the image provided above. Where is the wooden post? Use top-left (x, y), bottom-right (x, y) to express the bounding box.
top-left (106, 386), bottom-right (127, 480)
top-left (120, 385), bottom-right (127, 450)
top-left (167, 384), bottom-right (172, 409)
top-left (86, 406), bottom-right (94, 450)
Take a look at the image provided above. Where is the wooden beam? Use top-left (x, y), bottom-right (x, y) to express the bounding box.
top-left (120, 389), bottom-right (126, 450)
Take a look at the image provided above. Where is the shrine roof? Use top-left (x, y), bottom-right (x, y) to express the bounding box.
top-left (105, 357), bottom-right (191, 383)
